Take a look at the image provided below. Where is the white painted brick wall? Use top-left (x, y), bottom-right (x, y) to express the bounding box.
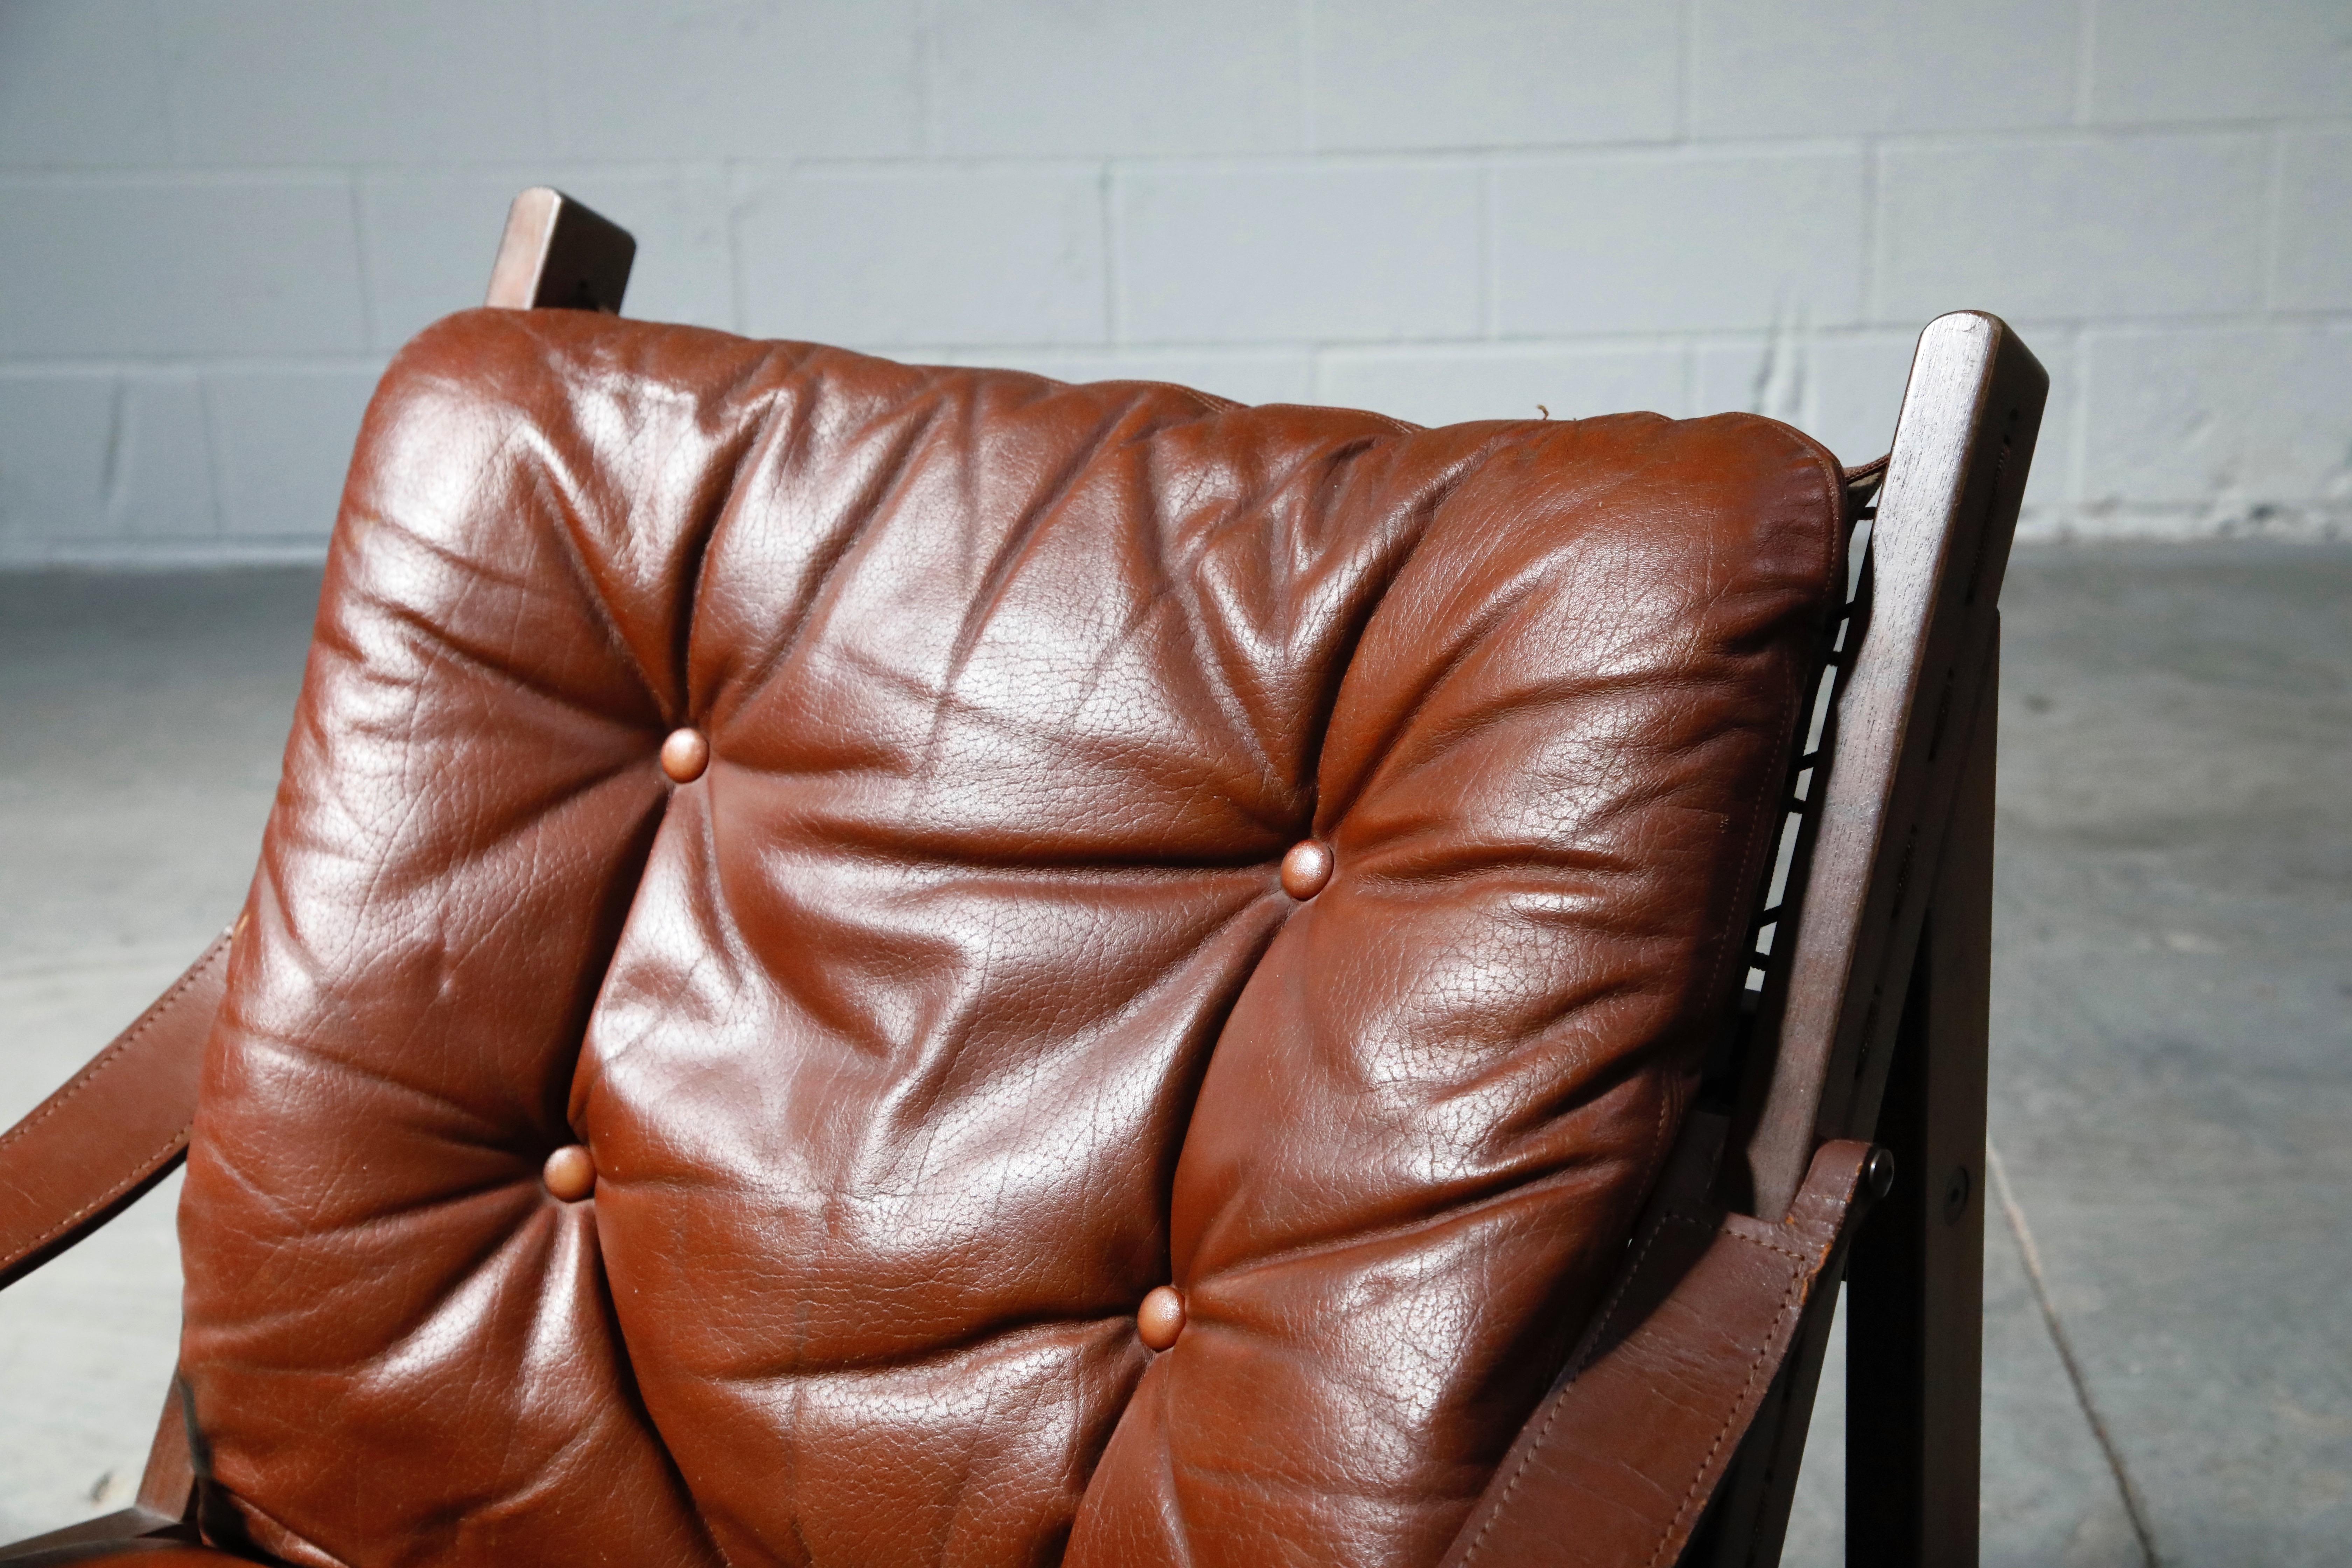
top-left (930, 0), bottom-right (1304, 156)
top-left (547, 1), bottom-right (924, 161)
top-left (2088, 0), bottom-right (2352, 122)
top-left (1688, 0), bottom-right (2082, 137)
top-left (1116, 164), bottom-right (1482, 342)
top-left (1494, 149), bottom-right (1869, 335)
top-left (1874, 133), bottom-right (2270, 321)
top-left (0, 177), bottom-right (369, 357)
top-left (739, 166), bottom-right (1107, 344)
top-left (156, 1), bottom-right (552, 166)
top-left (2276, 130), bottom-right (2352, 312)
top-left (0, 0), bottom-right (2344, 563)
top-left (1308, 2), bottom-right (1680, 150)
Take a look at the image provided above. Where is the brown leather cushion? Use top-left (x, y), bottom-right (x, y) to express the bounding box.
top-left (178, 310), bottom-right (1844, 1568)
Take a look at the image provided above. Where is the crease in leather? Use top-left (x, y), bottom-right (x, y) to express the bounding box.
top-left (711, 368), bottom-right (952, 726)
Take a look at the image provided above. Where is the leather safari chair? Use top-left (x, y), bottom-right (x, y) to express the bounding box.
top-left (0, 192), bottom-right (2044, 1568)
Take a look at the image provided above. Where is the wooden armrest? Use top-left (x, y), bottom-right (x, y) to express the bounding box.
top-left (1437, 1122), bottom-right (1884, 1568)
top-left (0, 930), bottom-right (231, 1292)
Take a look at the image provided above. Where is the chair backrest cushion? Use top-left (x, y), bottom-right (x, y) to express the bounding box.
top-left (178, 309), bottom-right (1846, 1568)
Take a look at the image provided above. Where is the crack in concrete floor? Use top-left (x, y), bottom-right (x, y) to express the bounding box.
top-left (1986, 1141), bottom-right (2162, 1565)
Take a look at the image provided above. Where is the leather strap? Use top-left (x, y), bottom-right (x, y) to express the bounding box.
top-left (1438, 1122), bottom-right (1876, 1568)
top-left (0, 929), bottom-right (232, 1291)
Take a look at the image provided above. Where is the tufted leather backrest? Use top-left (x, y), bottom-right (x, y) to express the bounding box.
top-left (178, 309), bottom-right (1845, 1568)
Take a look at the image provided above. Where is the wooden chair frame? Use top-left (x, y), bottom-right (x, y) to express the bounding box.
top-left (1708, 302), bottom-right (2035, 1568)
top-left (0, 190), bottom-right (2045, 1568)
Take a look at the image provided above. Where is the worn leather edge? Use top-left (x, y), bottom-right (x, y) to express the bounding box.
top-left (0, 928), bottom-right (232, 1292)
top-left (1437, 1128), bottom-right (1875, 1568)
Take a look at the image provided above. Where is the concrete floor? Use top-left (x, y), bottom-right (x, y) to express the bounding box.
top-left (0, 545), bottom-right (2345, 1562)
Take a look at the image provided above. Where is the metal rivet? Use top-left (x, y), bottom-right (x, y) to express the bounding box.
top-left (1864, 1148), bottom-right (1898, 1202)
top-left (660, 727), bottom-right (708, 784)
top-left (1136, 1285), bottom-right (1186, 1351)
top-left (1280, 840), bottom-right (1333, 900)
top-left (543, 1144), bottom-right (597, 1202)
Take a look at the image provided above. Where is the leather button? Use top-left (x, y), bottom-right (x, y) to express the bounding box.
top-left (660, 727), bottom-right (708, 783)
top-left (1136, 1284), bottom-right (1185, 1351)
top-left (1279, 839), bottom-right (1333, 900)
top-left (543, 1144), bottom-right (597, 1201)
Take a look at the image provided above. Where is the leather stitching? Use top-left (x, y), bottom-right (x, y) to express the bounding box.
top-left (1703, 1221), bottom-right (1814, 1266)
top-left (4, 1122), bottom-right (192, 1270)
top-left (1454, 1211), bottom-right (1817, 1567)
top-left (1454, 1208), bottom-right (1709, 1567)
top-left (1642, 1269), bottom-right (1811, 1568)
top-left (1586, 1211), bottom-right (1707, 1355)
top-left (0, 936), bottom-right (225, 1156)
top-left (0, 933), bottom-right (224, 1272)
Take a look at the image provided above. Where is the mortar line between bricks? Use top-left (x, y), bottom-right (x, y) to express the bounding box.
top-left (725, 158), bottom-right (749, 335)
top-left (912, 0), bottom-right (938, 159)
top-left (1987, 1141), bottom-right (2162, 1568)
top-left (1297, 0), bottom-right (1317, 154)
top-left (1478, 168), bottom-right (1498, 340)
top-left (2073, 0), bottom-right (2098, 125)
top-left (2261, 129), bottom-right (2288, 313)
top-left (1673, 0), bottom-right (1694, 142)
top-left (2064, 327), bottom-right (2091, 510)
top-left (531, 0), bottom-right (557, 154)
top-left (9, 116), bottom-right (2352, 188)
top-left (1099, 162), bottom-right (1121, 346)
top-left (192, 366), bottom-right (227, 542)
top-left (345, 176), bottom-right (381, 352)
top-left (8, 308), bottom-right (2349, 378)
top-left (9, 312), bottom-right (2346, 378)
top-left (1860, 140), bottom-right (1880, 323)
top-left (9, 116), bottom-right (2350, 184)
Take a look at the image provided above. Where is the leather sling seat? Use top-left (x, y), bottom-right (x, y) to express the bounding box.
top-left (111, 308), bottom-right (1847, 1567)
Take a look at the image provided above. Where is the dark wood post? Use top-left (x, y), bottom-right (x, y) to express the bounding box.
top-left (1845, 655), bottom-right (1994, 1565)
top-left (484, 187), bottom-right (635, 314)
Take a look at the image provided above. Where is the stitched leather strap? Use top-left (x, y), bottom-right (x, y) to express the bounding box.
top-left (0, 930), bottom-right (232, 1291)
top-left (1439, 1125), bottom-right (1875, 1568)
